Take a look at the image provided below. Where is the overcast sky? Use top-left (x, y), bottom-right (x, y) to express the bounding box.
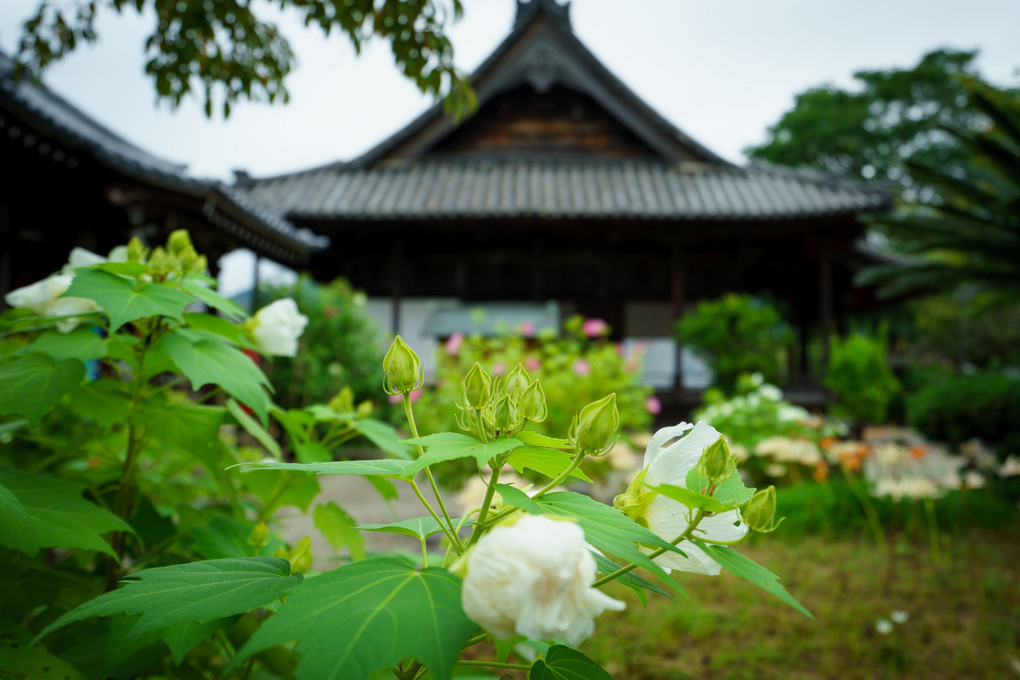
top-left (2, 0), bottom-right (1017, 293)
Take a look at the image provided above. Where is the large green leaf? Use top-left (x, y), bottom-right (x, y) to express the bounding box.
top-left (0, 354), bottom-right (84, 423)
top-left (190, 514), bottom-right (285, 560)
top-left (530, 645), bottom-right (615, 680)
top-left (182, 312), bottom-right (248, 344)
top-left (502, 491), bottom-right (685, 595)
top-left (0, 480), bottom-right (34, 555)
top-left (157, 332), bottom-right (273, 424)
top-left (405, 434), bottom-right (522, 474)
top-left (314, 502), bottom-right (365, 560)
top-left (357, 516), bottom-right (474, 541)
top-left (67, 379), bottom-right (132, 428)
top-left (507, 446), bottom-right (592, 483)
top-left (227, 398), bottom-right (281, 458)
top-left (21, 328), bottom-right (106, 362)
top-left (34, 557), bottom-right (301, 647)
top-left (516, 431), bottom-right (570, 449)
top-left (590, 552), bottom-right (673, 606)
top-left (691, 540), bottom-right (813, 618)
top-left (232, 558), bottom-right (476, 680)
top-left (244, 469), bottom-right (321, 515)
top-left (236, 459), bottom-right (417, 479)
top-left (181, 279), bottom-right (248, 320)
top-left (649, 484), bottom-right (732, 513)
top-left (685, 466), bottom-right (756, 508)
top-left (0, 467), bottom-right (132, 557)
top-left (64, 269), bottom-right (192, 331)
top-left (143, 402), bottom-right (226, 463)
top-left (354, 418), bottom-right (414, 459)
top-left (0, 624), bottom-right (86, 680)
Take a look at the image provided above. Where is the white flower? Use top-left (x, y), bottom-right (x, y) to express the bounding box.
top-left (1000, 456), bottom-right (1020, 477)
top-left (637, 421), bottom-right (749, 575)
top-left (4, 273), bottom-right (99, 333)
top-left (875, 619), bottom-right (894, 635)
top-left (251, 298), bottom-right (308, 357)
top-left (758, 384), bottom-right (783, 402)
top-left (460, 514), bottom-right (624, 646)
top-left (890, 610), bottom-right (909, 624)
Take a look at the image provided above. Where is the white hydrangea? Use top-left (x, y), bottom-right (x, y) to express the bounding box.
top-left (460, 514), bottom-right (624, 645)
top-left (250, 298), bottom-right (309, 357)
top-left (637, 421), bottom-right (749, 575)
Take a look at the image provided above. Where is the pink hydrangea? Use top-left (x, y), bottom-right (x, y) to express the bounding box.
top-left (572, 359), bottom-right (591, 377)
top-left (582, 318), bottom-right (608, 338)
top-left (645, 396), bottom-right (662, 415)
top-left (525, 356), bottom-right (541, 372)
top-left (492, 361), bottom-right (507, 376)
top-left (445, 332), bottom-right (465, 356)
top-left (521, 321), bottom-right (535, 338)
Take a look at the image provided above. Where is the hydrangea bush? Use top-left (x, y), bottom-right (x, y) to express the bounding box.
top-left (0, 238), bottom-right (810, 679)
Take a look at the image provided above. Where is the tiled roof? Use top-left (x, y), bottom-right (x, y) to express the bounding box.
top-left (240, 159), bottom-right (889, 221)
top-left (0, 52), bottom-right (327, 260)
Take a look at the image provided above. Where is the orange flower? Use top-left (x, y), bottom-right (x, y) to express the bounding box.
top-left (820, 437), bottom-right (836, 452)
top-left (813, 461), bottom-right (829, 482)
top-left (910, 445), bottom-right (927, 460)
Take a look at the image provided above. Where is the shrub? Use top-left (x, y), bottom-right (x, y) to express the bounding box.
top-left (825, 331), bottom-right (900, 424)
top-left (261, 275), bottom-right (385, 409)
top-left (906, 371), bottom-right (1020, 460)
top-left (675, 294), bottom-right (792, 392)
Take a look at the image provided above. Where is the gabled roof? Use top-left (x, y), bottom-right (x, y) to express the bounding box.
top-left (0, 51), bottom-right (328, 262)
top-left (237, 0), bottom-right (890, 222)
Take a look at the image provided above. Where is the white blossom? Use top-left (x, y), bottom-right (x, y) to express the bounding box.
top-left (460, 514), bottom-right (624, 645)
top-left (890, 610), bottom-right (909, 624)
top-left (4, 273), bottom-right (99, 333)
top-left (251, 298), bottom-right (309, 357)
top-left (875, 619), bottom-right (894, 635)
top-left (638, 421), bottom-right (749, 575)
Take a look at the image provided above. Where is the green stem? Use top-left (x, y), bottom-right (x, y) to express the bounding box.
top-left (466, 466), bottom-right (502, 547)
top-left (407, 479), bottom-right (461, 549)
top-left (403, 394), bottom-right (463, 551)
top-left (532, 449), bottom-right (586, 499)
top-left (457, 660), bottom-right (532, 670)
top-left (842, 465), bottom-right (888, 558)
top-left (420, 536), bottom-right (429, 568)
top-left (592, 509), bottom-right (706, 588)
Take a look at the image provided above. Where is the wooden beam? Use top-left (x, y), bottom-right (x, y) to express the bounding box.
top-left (670, 242), bottom-right (685, 395)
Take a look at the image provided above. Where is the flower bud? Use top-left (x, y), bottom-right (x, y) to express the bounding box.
top-left (287, 536), bottom-right (314, 574)
top-left (382, 335), bottom-right (423, 395)
top-left (167, 229), bottom-right (193, 255)
top-left (329, 386), bottom-right (355, 413)
top-left (490, 394), bottom-right (517, 433)
top-left (569, 393), bottom-right (619, 456)
top-left (247, 521), bottom-right (270, 548)
top-left (697, 436), bottom-right (733, 482)
top-left (744, 486), bottom-right (779, 533)
top-left (147, 246), bottom-right (175, 276)
top-left (613, 466), bottom-right (657, 528)
top-left (463, 362), bottom-right (492, 409)
top-left (356, 400), bottom-right (374, 418)
top-left (503, 363), bottom-right (532, 403)
top-left (519, 380), bottom-right (547, 423)
top-left (177, 245), bottom-right (201, 272)
top-left (127, 237), bottom-right (148, 263)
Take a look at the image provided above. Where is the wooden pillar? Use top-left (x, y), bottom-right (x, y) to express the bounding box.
top-left (670, 243), bottom-right (685, 394)
top-left (250, 253), bottom-right (260, 312)
top-left (532, 239), bottom-right (545, 301)
top-left (390, 241), bottom-right (403, 334)
top-left (818, 232), bottom-right (834, 376)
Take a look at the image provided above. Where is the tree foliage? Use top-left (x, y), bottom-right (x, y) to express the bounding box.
top-left (748, 49), bottom-right (993, 198)
top-left (15, 0), bottom-right (471, 118)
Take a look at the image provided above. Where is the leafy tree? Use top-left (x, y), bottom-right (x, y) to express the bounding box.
top-left (747, 49), bottom-right (995, 199)
top-left (14, 0), bottom-right (472, 118)
top-left (859, 83), bottom-right (1020, 297)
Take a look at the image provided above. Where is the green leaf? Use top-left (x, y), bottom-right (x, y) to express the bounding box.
top-left (357, 516), bottom-right (473, 540)
top-left (405, 434), bottom-right (522, 474)
top-left (190, 514), bottom-right (285, 560)
top-left (0, 354), bottom-right (84, 423)
top-left (314, 502), bottom-right (365, 560)
top-left (183, 312), bottom-right (248, 344)
top-left (0, 479), bottom-right (34, 555)
top-left (158, 332), bottom-right (272, 425)
top-left (590, 551), bottom-right (673, 606)
top-left (649, 484), bottom-right (732, 513)
top-left (503, 491), bottom-right (686, 596)
top-left (162, 618), bottom-right (232, 665)
top-left (685, 467), bottom-right (755, 508)
top-left (34, 557), bottom-right (302, 647)
top-left (354, 418), bottom-right (415, 459)
top-left (507, 446), bottom-right (592, 483)
top-left (21, 328), bottom-right (106, 362)
top-left (691, 540), bottom-right (813, 618)
top-left (0, 467), bottom-right (133, 557)
top-left (227, 398), bottom-right (281, 458)
top-left (94, 261), bottom-right (149, 277)
top-left (517, 431), bottom-right (570, 449)
top-left (235, 459), bottom-right (417, 479)
top-left (67, 379), bottom-right (132, 427)
top-left (182, 279), bottom-right (248, 320)
top-left (64, 269), bottom-right (191, 331)
top-left (495, 484), bottom-right (543, 514)
top-left (365, 476), bottom-right (399, 502)
top-left (244, 469), bottom-right (321, 515)
top-left (530, 645), bottom-right (615, 680)
top-left (144, 402), bottom-right (226, 463)
top-left (0, 624), bottom-right (86, 680)
top-left (232, 558), bottom-right (477, 680)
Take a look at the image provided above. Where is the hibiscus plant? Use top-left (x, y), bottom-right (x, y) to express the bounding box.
top-left (0, 236), bottom-right (810, 679)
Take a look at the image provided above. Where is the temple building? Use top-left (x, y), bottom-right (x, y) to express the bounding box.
top-left (235, 0), bottom-right (890, 403)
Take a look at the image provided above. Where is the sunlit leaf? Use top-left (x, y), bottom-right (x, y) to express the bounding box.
top-left (21, 328), bottom-right (106, 362)
top-left (357, 516), bottom-right (473, 541)
top-left (530, 645), bottom-right (615, 680)
top-left (227, 398), bottom-right (281, 458)
top-left (236, 459), bottom-right (416, 479)
top-left (649, 484), bottom-right (732, 513)
top-left (181, 279), bottom-right (248, 320)
top-left (692, 540), bottom-right (812, 618)
top-left (354, 418), bottom-right (414, 459)
top-left (314, 502), bottom-right (365, 560)
top-left (507, 446), bottom-right (592, 483)
top-left (64, 269), bottom-right (191, 331)
top-left (405, 434), bottom-right (522, 474)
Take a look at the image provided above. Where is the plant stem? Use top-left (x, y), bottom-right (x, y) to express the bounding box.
top-left (591, 510), bottom-right (706, 588)
top-left (403, 394), bottom-right (463, 551)
top-left (532, 449), bottom-right (586, 499)
top-left (466, 466), bottom-right (502, 547)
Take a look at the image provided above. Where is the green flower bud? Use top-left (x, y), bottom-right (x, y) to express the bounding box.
top-left (569, 393), bottom-right (619, 456)
top-left (147, 246), bottom-right (175, 276)
top-left (329, 385), bottom-right (355, 413)
top-left (503, 363), bottom-right (532, 403)
top-left (192, 254), bottom-right (208, 274)
top-left (613, 466), bottom-right (657, 528)
top-left (247, 521), bottom-right (270, 548)
top-left (489, 394), bottom-right (517, 433)
top-left (287, 536), bottom-right (314, 574)
top-left (177, 245), bottom-right (200, 272)
top-left (382, 335), bottom-right (423, 395)
top-left (744, 486), bottom-right (780, 533)
top-left (127, 237), bottom-right (147, 263)
top-left (697, 436), bottom-right (733, 482)
top-left (167, 229), bottom-right (193, 255)
top-left (519, 380), bottom-right (547, 423)
top-left (356, 400), bottom-right (374, 418)
top-left (463, 362), bottom-right (492, 409)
